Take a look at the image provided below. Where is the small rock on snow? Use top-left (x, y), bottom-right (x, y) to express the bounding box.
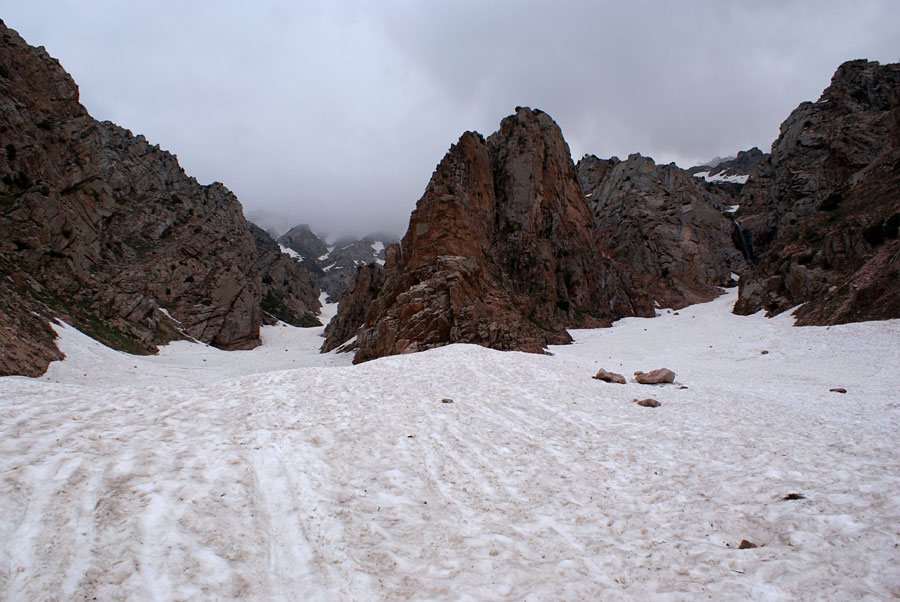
top-left (634, 398), bottom-right (661, 408)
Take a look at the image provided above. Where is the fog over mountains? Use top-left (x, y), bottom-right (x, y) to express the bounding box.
top-left (4, 1), bottom-right (898, 235)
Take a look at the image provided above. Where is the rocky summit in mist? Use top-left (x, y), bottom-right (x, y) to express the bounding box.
top-left (276, 224), bottom-right (397, 302)
top-left (1, 16), bottom-right (898, 375)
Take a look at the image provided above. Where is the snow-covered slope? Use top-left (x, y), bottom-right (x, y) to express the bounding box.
top-left (1, 291), bottom-right (898, 600)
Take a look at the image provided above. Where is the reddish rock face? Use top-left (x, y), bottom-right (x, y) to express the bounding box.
top-left (734, 60), bottom-right (900, 324)
top-left (324, 108), bottom-right (631, 363)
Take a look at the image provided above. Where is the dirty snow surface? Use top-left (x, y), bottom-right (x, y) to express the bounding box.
top-left (2, 291), bottom-right (899, 601)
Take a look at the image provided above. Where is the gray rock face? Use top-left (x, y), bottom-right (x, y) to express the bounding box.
top-left (734, 59), bottom-right (900, 324)
top-left (277, 226), bottom-right (397, 302)
top-left (278, 224), bottom-right (328, 260)
top-left (317, 236), bottom-right (396, 302)
top-left (579, 153), bottom-right (748, 309)
top-left (249, 223), bottom-right (321, 327)
top-left (320, 262), bottom-right (385, 353)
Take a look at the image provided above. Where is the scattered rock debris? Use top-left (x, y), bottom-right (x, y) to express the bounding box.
top-left (783, 493), bottom-right (806, 501)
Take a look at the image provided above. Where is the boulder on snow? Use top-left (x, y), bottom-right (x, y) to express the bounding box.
top-left (634, 368), bottom-right (675, 384)
top-left (634, 398), bottom-right (661, 408)
top-left (593, 368), bottom-right (626, 384)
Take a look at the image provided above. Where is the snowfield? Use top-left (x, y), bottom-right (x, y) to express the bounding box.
top-left (1, 290), bottom-right (899, 600)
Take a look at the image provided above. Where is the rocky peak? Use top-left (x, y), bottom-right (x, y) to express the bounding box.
top-left (278, 223), bottom-right (328, 260)
top-left (324, 107), bottom-right (622, 363)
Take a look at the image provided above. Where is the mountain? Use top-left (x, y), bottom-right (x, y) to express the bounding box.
top-left (733, 59), bottom-right (900, 324)
top-left (249, 223), bottom-right (321, 327)
top-left (578, 152), bottom-right (748, 309)
top-left (323, 107), bottom-right (641, 362)
top-left (0, 20), bottom-right (319, 376)
top-left (277, 224), bottom-right (397, 301)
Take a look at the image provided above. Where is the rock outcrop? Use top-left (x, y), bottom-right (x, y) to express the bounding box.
top-left (249, 223), bottom-right (321, 327)
top-left (579, 153), bottom-right (748, 309)
top-left (734, 60), bottom-right (900, 324)
top-left (324, 108), bottom-right (632, 362)
top-left (0, 21), bottom-right (319, 376)
top-left (320, 262), bottom-right (385, 352)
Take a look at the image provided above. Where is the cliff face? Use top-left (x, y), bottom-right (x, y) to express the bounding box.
top-left (249, 223), bottom-right (321, 327)
top-left (0, 21), bottom-right (317, 376)
top-left (324, 108), bottom-right (632, 362)
top-left (734, 60), bottom-right (900, 323)
top-left (579, 153), bottom-right (748, 310)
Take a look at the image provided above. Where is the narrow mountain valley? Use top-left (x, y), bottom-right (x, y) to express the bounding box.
top-left (1, 15), bottom-right (898, 602)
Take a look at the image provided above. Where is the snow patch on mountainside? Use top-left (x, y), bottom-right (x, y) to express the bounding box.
top-left (278, 244), bottom-right (301, 260)
top-left (693, 171), bottom-right (750, 184)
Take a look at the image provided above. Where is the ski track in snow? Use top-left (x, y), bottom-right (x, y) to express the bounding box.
top-left (1, 291), bottom-right (899, 600)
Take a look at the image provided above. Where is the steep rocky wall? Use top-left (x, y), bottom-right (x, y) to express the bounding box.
top-left (734, 60), bottom-right (900, 323)
top-left (0, 20), bottom-right (316, 375)
top-left (579, 153), bottom-right (748, 309)
top-left (324, 108), bottom-right (640, 363)
top-left (249, 223), bottom-right (321, 327)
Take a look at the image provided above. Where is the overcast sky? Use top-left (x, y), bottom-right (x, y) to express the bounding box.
top-left (3, 1), bottom-right (899, 236)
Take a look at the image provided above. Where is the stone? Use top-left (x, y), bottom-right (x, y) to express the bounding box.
top-left (737, 540), bottom-right (758, 550)
top-left (249, 223), bottom-right (321, 327)
top-left (829, 387), bottom-right (847, 394)
top-left (593, 368), bottom-right (626, 384)
top-left (634, 368), bottom-right (676, 384)
top-left (634, 398), bottom-right (661, 408)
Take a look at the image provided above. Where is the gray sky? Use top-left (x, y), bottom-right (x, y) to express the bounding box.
top-left (3, 1), bottom-right (899, 236)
